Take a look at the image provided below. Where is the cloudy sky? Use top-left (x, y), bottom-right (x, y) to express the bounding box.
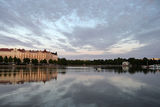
top-left (0, 0), bottom-right (160, 59)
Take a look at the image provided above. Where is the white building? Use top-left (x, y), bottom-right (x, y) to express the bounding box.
top-left (122, 61), bottom-right (130, 66)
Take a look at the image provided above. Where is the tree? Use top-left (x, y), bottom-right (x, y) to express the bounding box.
top-left (40, 60), bottom-right (43, 64)
top-left (14, 57), bottom-right (17, 63)
top-left (57, 58), bottom-right (67, 65)
top-left (8, 56), bottom-right (13, 63)
top-left (142, 57), bottom-right (149, 65)
top-left (0, 56), bottom-right (3, 63)
top-left (40, 59), bottom-right (47, 64)
top-left (53, 60), bottom-right (57, 64)
top-left (23, 58), bottom-right (30, 64)
top-left (49, 59), bottom-right (54, 64)
top-left (32, 59), bottom-right (38, 65)
top-left (43, 59), bottom-right (47, 64)
top-left (16, 58), bottom-right (21, 65)
top-left (128, 58), bottom-right (136, 65)
top-left (158, 60), bottom-right (160, 65)
top-left (4, 56), bottom-right (8, 64)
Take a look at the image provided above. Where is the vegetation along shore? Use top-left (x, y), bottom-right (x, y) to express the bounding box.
top-left (0, 56), bottom-right (159, 66)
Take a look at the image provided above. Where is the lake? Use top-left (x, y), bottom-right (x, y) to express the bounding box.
top-left (0, 66), bottom-right (160, 107)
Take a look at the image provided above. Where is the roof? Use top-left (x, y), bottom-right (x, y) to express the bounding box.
top-left (0, 48), bottom-right (13, 52)
top-left (17, 49), bottom-right (26, 52)
top-left (52, 52), bottom-right (57, 55)
top-left (0, 48), bottom-right (57, 55)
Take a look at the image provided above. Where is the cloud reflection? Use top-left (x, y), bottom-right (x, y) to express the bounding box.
top-left (108, 76), bottom-right (147, 94)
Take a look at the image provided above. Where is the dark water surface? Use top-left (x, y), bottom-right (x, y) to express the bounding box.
top-left (0, 66), bottom-right (160, 107)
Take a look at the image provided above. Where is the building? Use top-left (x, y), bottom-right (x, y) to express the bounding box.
top-left (122, 61), bottom-right (130, 67)
top-left (0, 48), bottom-right (58, 61)
top-left (151, 58), bottom-right (160, 61)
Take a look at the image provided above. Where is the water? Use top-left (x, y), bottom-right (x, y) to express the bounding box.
top-left (0, 66), bottom-right (160, 107)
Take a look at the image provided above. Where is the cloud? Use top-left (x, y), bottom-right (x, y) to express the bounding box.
top-left (0, 0), bottom-right (160, 59)
top-left (106, 37), bottom-right (146, 54)
top-left (0, 34), bottom-right (36, 48)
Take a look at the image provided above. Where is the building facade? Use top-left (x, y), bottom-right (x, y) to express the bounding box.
top-left (0, 48), bottom-right (58, 61)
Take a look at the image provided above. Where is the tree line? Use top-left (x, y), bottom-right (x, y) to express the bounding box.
top-left (0, 56), bottom-right (57, 65)
top-left (57, 57), bottom-right (160, 66)
top-left (0, 56), bottom-right (160, 66)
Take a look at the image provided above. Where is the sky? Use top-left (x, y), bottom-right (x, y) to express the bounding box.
top-left (0, 0), bottom-right (160, 59)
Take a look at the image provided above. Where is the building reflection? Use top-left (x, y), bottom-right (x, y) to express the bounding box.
top-left (0, 67), bottom-right (58, 84)
top-left (122, 66), bottom-right (129, 72)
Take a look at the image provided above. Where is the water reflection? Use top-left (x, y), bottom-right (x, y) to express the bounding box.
top-left (98, 66), bottom-right (160, 74)
top-left (0, 66), bottom-right (158, 85)
top-left (0, 66), bottom-right (160, 107)
top-left (0, 67), bottom-right (57, 84)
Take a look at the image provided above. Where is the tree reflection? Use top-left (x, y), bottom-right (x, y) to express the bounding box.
top-left (97, 66), bottom-right (158, 74)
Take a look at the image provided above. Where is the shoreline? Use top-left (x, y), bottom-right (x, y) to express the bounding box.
top-left (0, 64), bottom-right (58, 68)
top-left (0, 64), bottom-right (122, 68)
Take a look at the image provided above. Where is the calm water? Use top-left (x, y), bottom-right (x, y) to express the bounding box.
top-left (0, 66), bottom-right (160, 107)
